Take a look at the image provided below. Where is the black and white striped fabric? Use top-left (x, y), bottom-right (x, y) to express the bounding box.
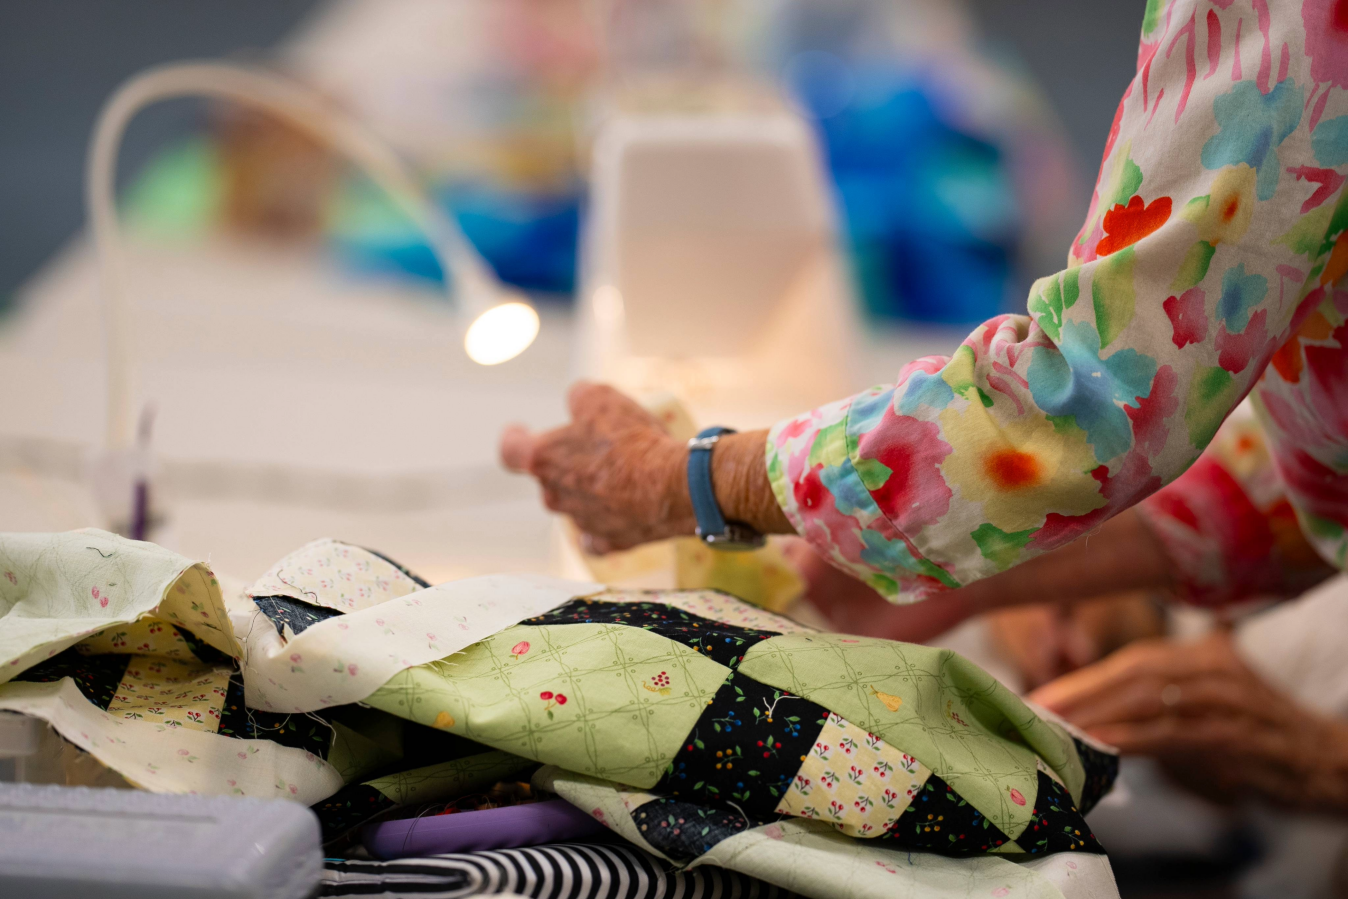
top-left (321, 841), bottom-right (798, 898)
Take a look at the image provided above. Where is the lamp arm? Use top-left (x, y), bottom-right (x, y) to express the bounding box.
top-left (87, 61), bottom-right (503, 449)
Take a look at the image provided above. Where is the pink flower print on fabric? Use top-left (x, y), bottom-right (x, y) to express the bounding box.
top-left (1303, 0), bottom-right (1348, 90)
top-left (92, 587), bottom-right (108, 608)
top-left (854, 406), bottom-right (953, 534)
top-left (1164, 288), bottom-right (1208, 348)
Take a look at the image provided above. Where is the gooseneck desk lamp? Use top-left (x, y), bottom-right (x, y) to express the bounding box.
top-left (85, 61), bottom-right (540, 535)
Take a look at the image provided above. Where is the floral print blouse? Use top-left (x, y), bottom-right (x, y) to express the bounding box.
top-left (768, 0), bottom-right (1348, 604)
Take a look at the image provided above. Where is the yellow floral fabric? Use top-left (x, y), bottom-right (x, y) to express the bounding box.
top-left (775, 712), bottom-right (931, 837)
top-left (105, 654), bottom-right (231, 732)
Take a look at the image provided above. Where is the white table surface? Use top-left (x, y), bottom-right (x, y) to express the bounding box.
top-left (0, 234), bottom-right (960, 585)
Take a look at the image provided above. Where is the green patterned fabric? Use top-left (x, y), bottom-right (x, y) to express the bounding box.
top-left (370, 622), bottom-right (731, 787)
top-left (738, 633), bottom-right (1082, 837)
top-left (366, 592), bottom-right (1116, 857)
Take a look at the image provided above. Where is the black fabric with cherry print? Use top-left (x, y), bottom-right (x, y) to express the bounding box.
top-left (631, 796), bottom-right (762, 862)
top-left (171, 625), bottom-right (234, 665)
top-left (522, 598), bottom-right (779, 668)
top-left (1013, 771), bottom-right (1105, 854)
top-left (655, 671), bottom-right (828, 819)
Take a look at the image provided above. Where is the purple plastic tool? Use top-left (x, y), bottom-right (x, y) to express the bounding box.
top-left (362, 799), bottom-right (608, 859)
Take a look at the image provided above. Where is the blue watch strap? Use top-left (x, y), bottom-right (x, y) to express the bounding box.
top-left (687, 426), bottom-right (734, 539)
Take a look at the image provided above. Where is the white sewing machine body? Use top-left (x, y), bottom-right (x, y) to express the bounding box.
top-left (574, 84), bottom-right (865, 430)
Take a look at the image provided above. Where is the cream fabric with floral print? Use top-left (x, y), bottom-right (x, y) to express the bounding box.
top-left (247, 538), bottom-right (423, 613)
top-left (0, 530), bottom-right (240, 682)
top-left (236, 545), bottom-right (600, 714)
top-left (775, 712), bottom-right (930, 837)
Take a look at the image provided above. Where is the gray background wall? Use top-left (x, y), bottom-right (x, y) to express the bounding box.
top-left (0, 0), bottom-right (1143, 303)
top-left (0, 1), bottom-right (321, 304)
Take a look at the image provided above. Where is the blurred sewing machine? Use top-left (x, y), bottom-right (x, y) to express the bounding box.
top-left (574, 79), bottom-right (864, 424)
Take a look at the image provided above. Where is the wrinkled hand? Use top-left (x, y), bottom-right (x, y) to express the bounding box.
top-left (988, 593), bottom-right (1165, 690)
top-left (1031, 631), bottom-right (1348, 814)
top-left (500, 382), bottom-right (694, 554)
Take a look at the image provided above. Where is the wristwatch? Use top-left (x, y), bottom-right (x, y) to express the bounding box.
top-left (686, 427), bottom-right (766, 551)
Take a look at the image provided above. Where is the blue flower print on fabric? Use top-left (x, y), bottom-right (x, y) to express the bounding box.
top-left (1027, 319), bottom-right (1158, 462)
top-left (1201, 79), bottom-right (1303, 200)
top-left (898, 370), bottom-right (956, 415)
top-left (1217, 263), bottom-right (1269, 331)
top-left (1312, 116), bottom-right (1348, 167)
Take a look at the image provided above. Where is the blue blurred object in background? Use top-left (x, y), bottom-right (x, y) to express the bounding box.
top-left (329, 58), bottom-right (1022, 327)
top-left (786, 55), bottom-right (1020, 325)
top-left (443, 182), bottom-right (580, 295)
top-left (328, 174), bottom-right (580, 297)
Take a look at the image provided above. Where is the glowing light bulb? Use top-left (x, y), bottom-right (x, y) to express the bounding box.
top-left (464, 301), bottom-right (540, 365)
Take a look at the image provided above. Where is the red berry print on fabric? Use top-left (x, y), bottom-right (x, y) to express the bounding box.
top-left (540, 690), bottom-right (567, 719)
top-left (643, 670), bottom-right (673, 696)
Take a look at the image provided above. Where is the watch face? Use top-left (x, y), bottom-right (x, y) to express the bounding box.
top-left (704, 524), bottom-right (766, 551)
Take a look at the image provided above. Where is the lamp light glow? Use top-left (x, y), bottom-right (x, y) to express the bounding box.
top-left (464, 301), bottom-right (540, 365)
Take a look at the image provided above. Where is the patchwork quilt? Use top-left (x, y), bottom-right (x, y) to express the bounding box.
top-left (0, 531), bottom-right (1119, 899)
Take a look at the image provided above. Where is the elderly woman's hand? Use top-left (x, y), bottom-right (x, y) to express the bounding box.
top-left (500, 383), bottom-right (693, 553)
top-left (1030, 631), bottom-right (1348, 814)
top-left (499, 382), bottom-right (792, 554)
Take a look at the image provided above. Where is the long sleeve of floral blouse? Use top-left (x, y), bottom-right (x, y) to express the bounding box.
top-left (768, 0), bottom-right (1348, 603)
top-left (1139, 405), bottom-right (1336, 606)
